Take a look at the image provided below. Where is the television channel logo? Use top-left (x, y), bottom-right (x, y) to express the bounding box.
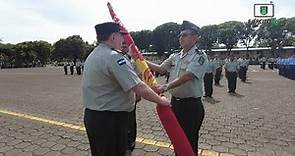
top-left (254, 4), bottom-right (274, 18)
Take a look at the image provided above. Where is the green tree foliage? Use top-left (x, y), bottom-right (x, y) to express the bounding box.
top-left (217, 21), bottom-right (243, 53)
top-left (256, 18), bottom-right (290, 51)
top-left (0, 43), bottom-right (15, 68)
top-left (130, 30), bottom-right (152, 51)
top-left (14, 42), bottom-right (36, 67)
top-left (240, 19), bottom-right (260, 51)
top-left (84, 41), bottom-right (96, 59)
top-left (199, 25), bottom-right (218, 51)
top-left (152, 22), bottom-right (181, 54)
top-left (52, 35), bottom-right (85, 63)
top-left (32, 41), bottom-right (52, 66)
top-left (285, 17), bottom-right (295, 35)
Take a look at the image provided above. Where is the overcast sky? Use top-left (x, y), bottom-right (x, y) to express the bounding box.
top-left (0, 0), bottom-right (294, 44)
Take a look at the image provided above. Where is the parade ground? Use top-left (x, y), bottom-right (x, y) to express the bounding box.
top-left (0, 66), bottom-right (294, 156)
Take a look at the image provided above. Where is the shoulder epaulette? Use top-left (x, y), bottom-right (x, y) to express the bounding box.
top-left (111, 48), bottom-right (125, 55)
top-left (195, 49), bottom-right (203, 55)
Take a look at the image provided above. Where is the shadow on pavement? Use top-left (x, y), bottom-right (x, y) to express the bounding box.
top-left (228, 92), bottom-right (245, 98)
top-left (203, 97), bottom-right (221, 104)
top-left (242, 81), bottom-right (252, 84)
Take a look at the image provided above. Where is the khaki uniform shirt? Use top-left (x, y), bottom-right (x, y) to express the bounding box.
top-left (225, 60), bottom-right (239, 72)
top-left (160, 45), bottom-right (208, 98)
top-left (82, 43), bottom-right (141, 112)
top-left (238, 58), bottom-right (249, 67)
top-left (206, 60), bottom-right (216, 74)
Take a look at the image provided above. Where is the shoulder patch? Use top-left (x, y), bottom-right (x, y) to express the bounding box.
top-left (198, 56), bottom-right (205, 65)
top-left (116, 58), bottom-right (126, 66)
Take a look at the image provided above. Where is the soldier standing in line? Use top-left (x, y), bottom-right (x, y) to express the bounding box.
top-left (69, 61), bottom-right (74, 75)
top-left (225, 55), bottom-right (239, 93)
top-left (213, 56), bottom-right (223, 86)
top-left (238, 56), bottom-right (249, 82)
top-left (81, 60), bottom-right (84, 73)
top-left (63, 60), bottom-right (68, 75)
top-left (268, 57), bottom-right (275, 70)
top-left (76, 59), bottom-right (82, 75)
top-left (203, 56), bottom-right (216, 98)
top-left (260, 56), bottom-right (266, 70)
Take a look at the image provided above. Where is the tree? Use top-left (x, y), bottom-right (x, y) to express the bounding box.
top-left (0, 43), bottom-right (15, 68)
top-left (51, 39), bottom-right (67, 61)
top-left (52, 35), bottom-right (86, 63)
top-left (84, 41), bottom-right (96, 59)
top-left (199, 25), bottom-right (218, 51)
top-left (217, 21), bottom-right (243, 54)
top-left (285, 17), bottom-right (295, 35)
top-left (240, 19), bottom-right (260, 52)
top-left (32, 41), bottom-right (52, 66)
top-left (152, 22), bottom-right (181, 54)
top-left (130, 30), bottom-right (152, 51)
top-left (256, 18), bottom-right (289, 54)
top-left (14, 42), bottom-right (37, 67)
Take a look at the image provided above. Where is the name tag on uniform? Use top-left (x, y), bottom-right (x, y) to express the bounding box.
top-left (117, 58), bottom-right (126, 66)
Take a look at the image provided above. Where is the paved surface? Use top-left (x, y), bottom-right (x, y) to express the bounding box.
top-left (0, 66), bottom-right (294, 156)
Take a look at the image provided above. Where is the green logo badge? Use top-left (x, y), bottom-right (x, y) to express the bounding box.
top-left (260, 6), bottom-right (268, 15)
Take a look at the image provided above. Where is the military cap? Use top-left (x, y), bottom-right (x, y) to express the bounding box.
top-left (95, 22), bottom-right (127, 36)
top-left (181, 20), bottom-right (200, 35)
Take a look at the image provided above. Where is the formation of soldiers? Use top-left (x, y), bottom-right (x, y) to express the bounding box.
top-left (63, 59), bottom-right (84, 75)
top-left (276, 55), bottom-right (295, 80)
top-left (203, 55), bottom-right (250, 97)
top-left (259, 56), bottom-right (277, 70)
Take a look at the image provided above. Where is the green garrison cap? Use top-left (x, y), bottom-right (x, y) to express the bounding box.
top-left (181, 20), bottom-right (200, 35)
top-left (95, 22), bottom-right (127, 36)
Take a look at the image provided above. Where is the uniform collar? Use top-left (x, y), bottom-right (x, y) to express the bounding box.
top-left (99, 43), bottom-right (112, 49)
top-left (180, 44), bottom-right (197, 58)
top-left (100, 43), bottom-right (125, 54)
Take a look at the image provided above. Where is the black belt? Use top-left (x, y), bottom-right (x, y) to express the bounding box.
top-left (172, 96), bottom-right (201, 100)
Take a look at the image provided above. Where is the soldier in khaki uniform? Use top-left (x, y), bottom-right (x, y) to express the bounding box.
top-left (237, 56), bottom-right (249, 82)
top-left (213, 56), bottom-right (224, 86)
top-left (204, 56), bottom-right (216, 98)
top-left (82, 22), bottom-right (170, 156)
top-left (147, 20), bottom-right (208, 155)
top-left (224, 55), bottom-right (239, 93)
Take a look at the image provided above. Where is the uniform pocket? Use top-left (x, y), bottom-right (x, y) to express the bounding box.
top-left (180, 62), bottom-right (188, 70)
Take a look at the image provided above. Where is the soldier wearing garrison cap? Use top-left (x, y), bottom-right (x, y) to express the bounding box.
top-left (147, 20), bottom-right (208, 155)
top-left (82, 22), bottom-right (170, 156)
